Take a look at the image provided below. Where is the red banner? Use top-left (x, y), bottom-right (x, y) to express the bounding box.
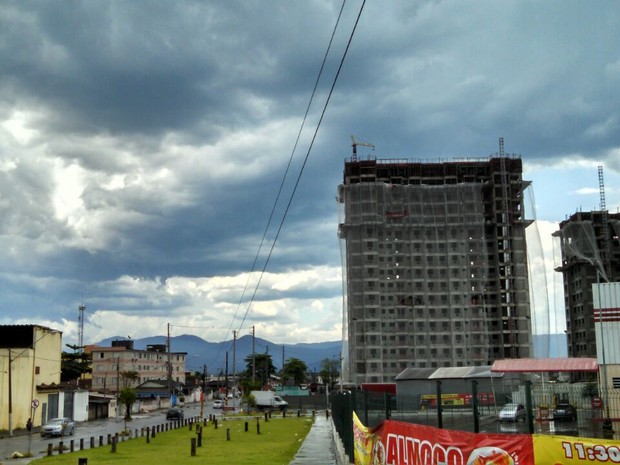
top-left (353, 413), bottom-right (620, 465)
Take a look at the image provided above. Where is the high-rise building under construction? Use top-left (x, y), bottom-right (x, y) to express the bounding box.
top-left (554, 210), bottom-right (620, 359)
top-left (338, 148), bottom-right (533, 384)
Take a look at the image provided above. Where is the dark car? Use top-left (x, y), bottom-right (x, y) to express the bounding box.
top-left (553, 402), bottom-right (577, 421)
top-left (166, 407), bottom-right (184, 420)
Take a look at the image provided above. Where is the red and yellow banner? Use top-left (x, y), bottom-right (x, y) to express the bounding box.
top-left (353, 412), bottom-right (620, 465)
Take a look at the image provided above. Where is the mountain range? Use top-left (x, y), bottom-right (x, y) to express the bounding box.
top-left (96, 334), bottom-right (343, 374)
top-left (95, 332), bottom-right (566, 376)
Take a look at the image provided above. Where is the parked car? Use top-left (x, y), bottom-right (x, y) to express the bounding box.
top-left (40, 417), bottom-right (75, 437)
top-left (499, 403), bottom-right (526, 422)
top-left (213, 400), bottom-right (223, 409)
top-left (553, 402), bottom-right (577, 421)
top-left (166, 407), bottom-right (184, 420)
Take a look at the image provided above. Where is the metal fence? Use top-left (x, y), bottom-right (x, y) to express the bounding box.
top-left (330, 383), bottom-right (620, 462)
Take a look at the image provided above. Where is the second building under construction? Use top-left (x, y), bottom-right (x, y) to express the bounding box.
top-left (338, 146), bottom-right (533, 384)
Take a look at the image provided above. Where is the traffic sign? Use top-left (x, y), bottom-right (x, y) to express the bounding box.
top-left (31, 399), bottom-right (39, 409)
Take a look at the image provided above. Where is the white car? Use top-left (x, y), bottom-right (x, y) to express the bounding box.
top-left (213, 400), bottom-right (223, 409)
top-left (499, 403), bottom-right (526, 422)
top-left (41, 417), bottom-right (75, 437)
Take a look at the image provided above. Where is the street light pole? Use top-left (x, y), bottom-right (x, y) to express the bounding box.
top-left (8, 348), bottom-right (13, 436)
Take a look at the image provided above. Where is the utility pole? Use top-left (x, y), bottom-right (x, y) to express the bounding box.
top-left (225, 351), bottom-right (229, 400)
top-left (116, 355), bottom-right (120, 419)
top-left (251, 326), bottom-right (256, 385)
top-left (232, 330), bottom-right (237, 390)
top-left (8, 348), bottom-right (13, 436)
top-left (200, 364), bottom-right (206, 418)
top-left (167, 323), bottom-right (172, 397)
top-left (265, 345), bottom-right (269, 386)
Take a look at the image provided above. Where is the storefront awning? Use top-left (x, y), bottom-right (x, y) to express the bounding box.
top-left (491, 358), bottom-right (598, 373)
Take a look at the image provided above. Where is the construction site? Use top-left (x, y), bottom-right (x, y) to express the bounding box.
top-left (338, 140), bottom-right (533, 384)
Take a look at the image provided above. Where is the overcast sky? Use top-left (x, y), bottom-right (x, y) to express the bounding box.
top-left (1, 1), bottom-right (619, 357)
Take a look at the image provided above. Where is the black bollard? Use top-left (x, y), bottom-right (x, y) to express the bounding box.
top-left (99, 436), bottom-right (104, 447)
top-left (197, 430), bottom-right (202, 448)
top-left (226, 428), bottom-right (230, 441)
top-left (214, 418), bottom-right (218, 429)
top-left (59, 441), bottom-right (64, 454)
top-left (70, 439), bottom-right (74, 452)
top-left (264, 412), bottom-right (268, 422)
top-left (244, 421), bottom-right (248, 432)
top-left (111, 437), bottom-right (116, 453)
top-left (256, 417), bottom-right (260, 435)
top-left (146, 426), bottom-right (150, 443)
top-left (47, 443), bottom-right (53, 456)
top-left (90, 437), bottom-right (95, 448)
top-left (190, 438), bottom-right (196, 456)
top-left (80, 438), bottom-right (84, 450)
top-left (78, 458), bottom-right (88, 465)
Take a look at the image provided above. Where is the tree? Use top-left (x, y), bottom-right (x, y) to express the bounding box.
top-left (243, 353), bottom-right (276, 387)
top-left (319, 358), bottom-right (340, 389)
top-left (61, 345), bottom-right (92, 383)
top-left (282, 358), bottom-right (308, 386)
top-left (121, 370), bottom-right (140, 388)
top-left (118, 387), bottom-right (137, 420)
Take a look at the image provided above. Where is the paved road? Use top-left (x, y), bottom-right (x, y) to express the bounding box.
top-left (0, 401), bottom-right (224, 464)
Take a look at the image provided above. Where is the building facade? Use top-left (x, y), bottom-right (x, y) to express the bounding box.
top-left (338, 155), bottom-right (533, 384)
top-left (90, 340), bottom-right (187, 394)
top-left (0, 325), bottom-right (63, 432)
top-left (554, 211), bottom-right (620, 359)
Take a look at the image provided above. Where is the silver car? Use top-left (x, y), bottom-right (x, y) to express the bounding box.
top-left (40, 417), bottom-right (75, 437)
top-left (499, 403), bottom-right (526, 422)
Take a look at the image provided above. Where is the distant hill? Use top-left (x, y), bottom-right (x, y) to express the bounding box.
top-left (95, 334), bottom-right (343, 374)
top-left (94, 332), bottom-right (568, 375)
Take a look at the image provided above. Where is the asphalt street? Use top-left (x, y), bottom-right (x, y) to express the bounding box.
top-left (0, 401), bottom-right (223, 464)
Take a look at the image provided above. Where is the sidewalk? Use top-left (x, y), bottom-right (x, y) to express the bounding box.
top-left (289, 413), bottom-right (339, 465)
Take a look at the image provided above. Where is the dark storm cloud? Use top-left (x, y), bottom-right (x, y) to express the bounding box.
top-left (1, 1), bottom-right (340, 136)
top-left (1, 0), bottom-right (619, 344)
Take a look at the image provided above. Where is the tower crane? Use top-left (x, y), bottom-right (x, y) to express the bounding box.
top-left (351, 135), bottom-right (374, 161)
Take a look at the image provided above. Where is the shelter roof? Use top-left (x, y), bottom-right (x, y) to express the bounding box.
top-left (394, 368), bottom-right (436, 381)
top-left (491, 358), bottom-right (598, 373)
top-left (428, 366), bottom-right (502, 379)
top-left (395, 366), bottom-right (502, 381)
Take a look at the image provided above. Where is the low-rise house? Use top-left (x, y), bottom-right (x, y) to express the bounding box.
top-left (0, 325), bottom-right (63, 432)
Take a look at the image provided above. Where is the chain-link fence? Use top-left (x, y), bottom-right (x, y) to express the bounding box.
top-left (330, 383), bottom-right (620, 462)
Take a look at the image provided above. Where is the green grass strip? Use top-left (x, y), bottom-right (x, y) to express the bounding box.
top-left (31, 416), bottom-right (314, 465)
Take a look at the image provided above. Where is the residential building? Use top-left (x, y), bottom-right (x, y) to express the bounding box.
top-left (89, 340), bottom-right (187, 395)
top-left (338, 152), bottom-right (533, 384)
top-left (554, 210), bottom-right (620, 359)
top-left (0, 325), bottom-right (63, 432)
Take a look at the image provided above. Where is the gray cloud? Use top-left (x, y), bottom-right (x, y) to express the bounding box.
top-left (0, 0), bottom-right (619, 348)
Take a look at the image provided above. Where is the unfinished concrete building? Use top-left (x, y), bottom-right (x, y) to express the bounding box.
top-left (338, 149), bottom-right (533, 384)
top-left (554, 210), bottom-right (620, 359)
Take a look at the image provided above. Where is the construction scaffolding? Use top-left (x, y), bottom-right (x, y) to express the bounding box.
top-left (338, 155), bottom-right (533, 384)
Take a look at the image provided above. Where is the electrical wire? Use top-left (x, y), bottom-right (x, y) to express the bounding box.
top-left (233, 0), bottom-right (367, 340)
top-left (207, 0), bottom-right (365, 372)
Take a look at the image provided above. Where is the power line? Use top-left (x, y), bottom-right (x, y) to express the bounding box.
top-left (235, 0), bottom-right (367, 336)
top-left (208, 0), bottom-right (359, 370)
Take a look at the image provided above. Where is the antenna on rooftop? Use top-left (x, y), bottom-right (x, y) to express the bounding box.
top-left (78, 304), bottom-right (86, 352)
top-left (599, 165), bottom-right (607, 211)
